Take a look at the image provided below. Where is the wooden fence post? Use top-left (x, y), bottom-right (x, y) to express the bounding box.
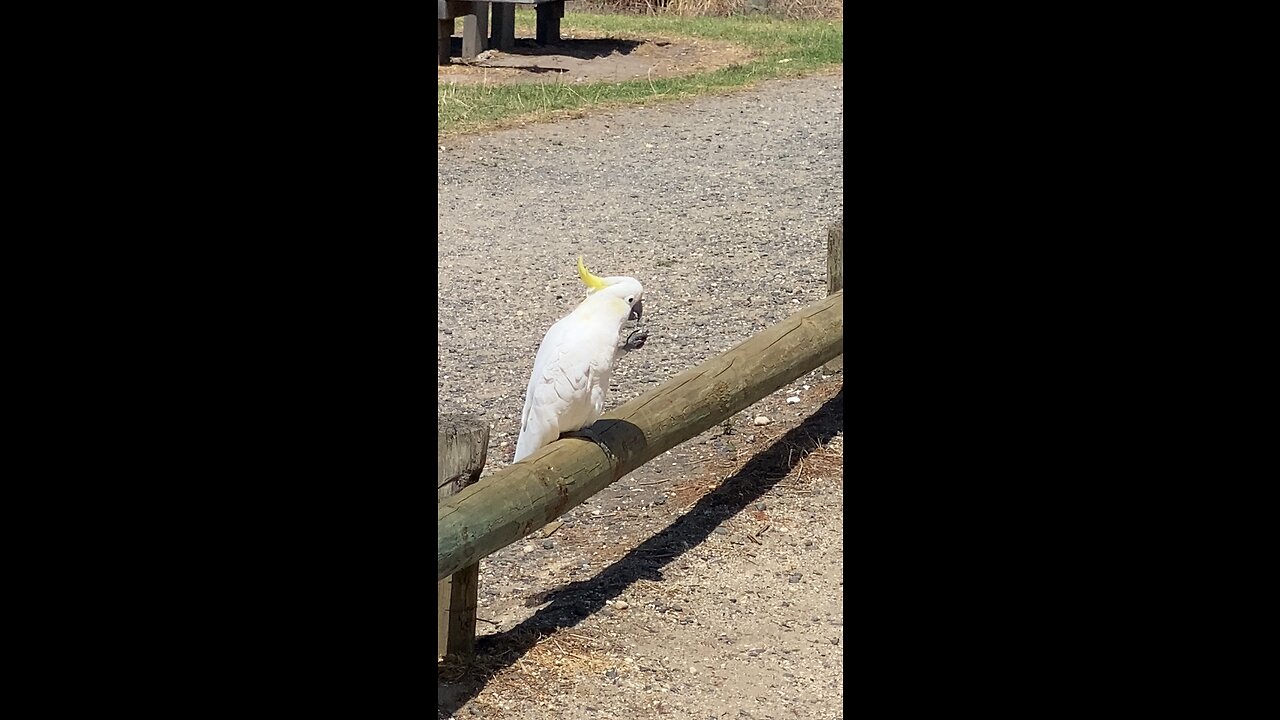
top-left (438, 417), bottom-right (489, 662)
top-left (825, 218), bottom-right (843, 371)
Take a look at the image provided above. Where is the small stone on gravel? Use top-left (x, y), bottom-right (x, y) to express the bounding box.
top-left (542, 539), bottom-right (555, 549)
top-left (753, 416), bottom-right (771, 426)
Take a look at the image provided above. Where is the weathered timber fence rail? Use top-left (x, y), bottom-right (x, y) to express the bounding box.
top-left (437, 288), bottom-right (843, 582)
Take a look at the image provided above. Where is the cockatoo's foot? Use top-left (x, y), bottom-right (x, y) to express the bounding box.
top-left (560, 427), bottom-right (617, 464)
top-left (622, 328), bottom-right (648, 351)
top-left (560, 427), bottom-right (598, 443)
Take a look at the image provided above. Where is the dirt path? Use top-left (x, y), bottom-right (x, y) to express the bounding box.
top-left (438, 70), bottom-right (844, 719)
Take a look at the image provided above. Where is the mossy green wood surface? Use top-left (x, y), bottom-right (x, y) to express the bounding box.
top-left (437, 290), bottom-right (843, 581)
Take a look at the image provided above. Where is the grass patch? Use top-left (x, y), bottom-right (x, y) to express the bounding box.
top-left (437, 11), bottom-right (841, 137)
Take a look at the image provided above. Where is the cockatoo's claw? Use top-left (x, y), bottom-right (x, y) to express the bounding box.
top-left (623, 328), bottom-right (649, 350)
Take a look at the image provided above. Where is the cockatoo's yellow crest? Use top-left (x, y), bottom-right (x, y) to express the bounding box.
top-left (577, 256), bottom-right (608, 291)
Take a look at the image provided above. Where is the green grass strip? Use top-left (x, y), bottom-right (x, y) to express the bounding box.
top-left (438, 12), bottom-right (842, 136)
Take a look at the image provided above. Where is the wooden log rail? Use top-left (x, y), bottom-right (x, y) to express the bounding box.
top-left (437, 289), bottom-right (843, 582)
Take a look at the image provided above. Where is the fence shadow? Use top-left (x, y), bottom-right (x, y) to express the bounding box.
top-left (437, 387), bottom-right (843, 715)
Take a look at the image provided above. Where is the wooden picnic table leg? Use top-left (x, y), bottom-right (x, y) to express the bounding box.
top-left (438, 18), bottom-right (453, 65)
top-left (490, 3), bottom-right (515, 51)
top-left (462, 2), bottom-right (489, 59)
top-left (535, 5), bottom-right (547, 45)
top-left (536, 1), bottom-right (560, 45)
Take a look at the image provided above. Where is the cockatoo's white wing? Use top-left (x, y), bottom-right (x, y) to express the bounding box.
top-left (514, 318), bottom-right (600, 462)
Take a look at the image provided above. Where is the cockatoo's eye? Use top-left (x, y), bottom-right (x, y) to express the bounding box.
top-left (626, 296), bottom-right (634, 304)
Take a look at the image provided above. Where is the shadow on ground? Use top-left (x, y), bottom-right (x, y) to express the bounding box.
top-left (448, 37), bottom-right (644, 61)
top-left (504, 38), bottom-right (645, 59)
top-left (437, 388), bottom-right (843, 715)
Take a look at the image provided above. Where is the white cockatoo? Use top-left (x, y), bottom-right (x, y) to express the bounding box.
top-left (513, 257), bottom-right (646, 463)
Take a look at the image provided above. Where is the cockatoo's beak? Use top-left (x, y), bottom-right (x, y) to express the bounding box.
top-left (630, 299), bottom-right (644, 322)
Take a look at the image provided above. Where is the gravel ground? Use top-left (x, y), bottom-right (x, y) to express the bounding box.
top-left (438, 70), bottom-right (844, 719)
top-left (438, 69), bottom-right (843, 467)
